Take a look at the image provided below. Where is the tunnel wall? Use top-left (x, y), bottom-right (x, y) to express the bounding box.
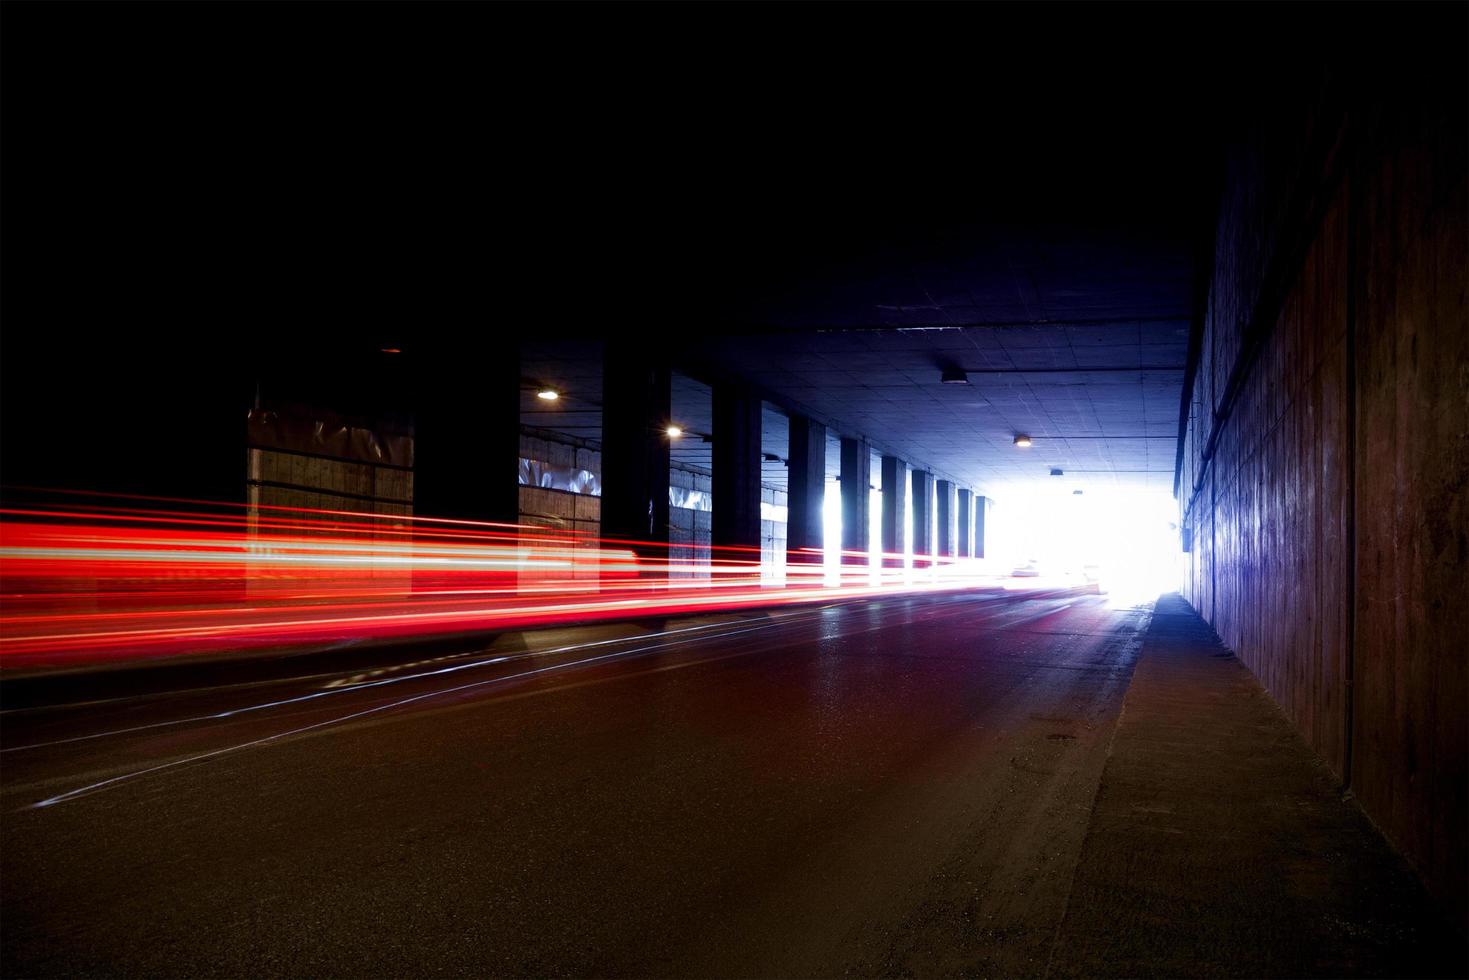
top-left (1178, 13), bottom-right (1466, 920)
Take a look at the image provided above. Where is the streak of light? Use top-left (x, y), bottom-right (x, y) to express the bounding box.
top-left (0, 494), bottom-right (1013, 669)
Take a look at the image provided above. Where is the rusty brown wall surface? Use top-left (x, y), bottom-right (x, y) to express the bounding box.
top-left (1178, 22), bottom-right (1466, 920)
top-left (1209, 184), bottom-right (1352, 776)
top-left (1351, 84), bottom-right (1469, 918)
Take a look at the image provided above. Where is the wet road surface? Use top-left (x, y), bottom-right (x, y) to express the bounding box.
top-left (3, 587), bottom-right (1150, 977)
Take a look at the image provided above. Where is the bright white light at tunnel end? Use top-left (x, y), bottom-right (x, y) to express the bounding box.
top-left (987, 483), bottom-right (1181, 610)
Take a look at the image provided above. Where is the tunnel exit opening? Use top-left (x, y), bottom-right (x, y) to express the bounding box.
top-left (992, 487), bottom-right (1181, 605)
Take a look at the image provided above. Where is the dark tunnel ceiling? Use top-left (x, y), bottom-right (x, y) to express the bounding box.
top-left (523, 315), bottom-right (1186, 501)
top-left (3, 3), bottom-right (1229, 503)
top-left (508, 53), bottom-right (1201, 500)
top-left (515, 116), bottom-right (1197, 501)
top-left (6, 4), bottom-right (1219, 334)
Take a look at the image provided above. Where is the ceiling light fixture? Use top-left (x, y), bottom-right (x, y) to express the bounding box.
top-left (536, 389), bottom-right (560, 401)
top-left (1014, 434), bottom-right (1032, 448)
top-left (940, 367), bottom-right (969, 385)
top-left (666, 425), bottom-right (683, 438)
top-left (380, 347), bottom-right (402, 354)
top-left (1073, 489), bottom-right (1084, 495)
top-left (1050, 467), bottom-right (1064, 476)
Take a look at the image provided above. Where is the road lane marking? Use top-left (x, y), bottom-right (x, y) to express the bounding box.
top-left (25, 620), bottom-right (803, 809)
top-left (18, 591), bottom-right (1115, 808)
top-left (3, 615), bottom-right (781, 754)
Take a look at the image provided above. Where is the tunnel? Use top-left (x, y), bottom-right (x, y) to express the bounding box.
top-left (1, 3), bottom-right (1464, 976)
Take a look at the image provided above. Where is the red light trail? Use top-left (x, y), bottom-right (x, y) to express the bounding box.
top-left (0, 493), bottom-right (995, 669)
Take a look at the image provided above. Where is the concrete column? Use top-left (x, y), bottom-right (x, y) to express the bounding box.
top-left (600, 347), bottom-right (671, 556)
top-left (786, 416), bottom-right (825, 573)
top-left (911, 469), bottom-right (933, 567)
top-left (957, 488), bottom-right (973, 558)
top-left (974, 495), bottom-right (989, 558)
top-left (936, 479), bottom-right (956, 558)
top-left (880, 455), bottom-right (907, 567)
top-left (712, 383), bottom-right (761, 553)
top-left (412, 342), bottom-right (521, 524)
top-left (839, 436), bottom-right (869, 565)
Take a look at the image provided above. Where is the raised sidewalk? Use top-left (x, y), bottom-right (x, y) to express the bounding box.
top-left (1047, 593), bottom-right (1464, 978)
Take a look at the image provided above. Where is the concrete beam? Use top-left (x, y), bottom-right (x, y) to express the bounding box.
top-left (412, 343), bottom-right (520, 525)
top-left (839, 436), bottom-right (869, 564)
top-left (957, 488), bottom-right (973, 558)
top-left (880, 455), bottom-right (907, 567)
top-left (911, 469), bottom-right (933, 567)
top-left (786, 416), bottom-right (826, 572)
top-left (712, 384), bottom-right (762, 552)
top-left (600, 348), bottom-right (671, 555)
top-left (974, 495), bottom-right (989, 559)
top-left (936, 480), bottom-right (957, 558)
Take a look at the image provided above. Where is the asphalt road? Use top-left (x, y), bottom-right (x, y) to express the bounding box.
top-left (2, 587), bottom-right (1150, 977)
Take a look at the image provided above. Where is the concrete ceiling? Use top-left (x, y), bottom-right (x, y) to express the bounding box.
top-left (499, 7), bottom-right (1204, 508)
top-left (522, 317), bottom-right (1185, 503)
top-left (1, 4), bottom-right (1250, 508)
top-left (692, 322), bottom-right (1185, 498)
top-left (521, 356), bottom-right (821, 493)
top-left (520, 217), bottom-right (1191, 503)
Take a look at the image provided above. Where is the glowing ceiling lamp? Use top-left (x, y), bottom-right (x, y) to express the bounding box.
top-left (1013, 434), bottom-right (1032, 448)
top-left (666, 425), bottom-right (683, 438)
top-left (536, 389), bottom-right (560, 401)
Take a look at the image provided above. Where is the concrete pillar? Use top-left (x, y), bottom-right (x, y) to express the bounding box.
top-left (412, 343), bottom-right (521, 525)
top-left (712, 383), bottom-right (761, 553)
top-left (911, 469), bottom-right (933, 567)
top-left (936, 479), bottom-right (956, 558)
top-left (600, 347), bottom-right (671, 556)
top-left (786, 416), bottom-right (826, 573)
top-left (974, 495), bottom-right (989, 559)
top-left (839, 436), bottom-right (869, 565)
top-left (409, 346), bottom-right (519, 597)
top-left (880, 455), bottom-right (907, 567)
top-left (957, 488), bottom-right (973, 558)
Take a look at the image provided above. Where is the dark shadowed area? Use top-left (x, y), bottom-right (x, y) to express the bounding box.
top-left (2, 2), bottom-right (1464, 976)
